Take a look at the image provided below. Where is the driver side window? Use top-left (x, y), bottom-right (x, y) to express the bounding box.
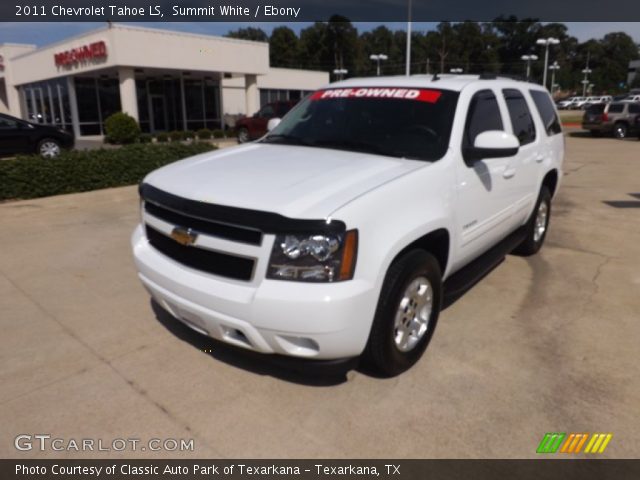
top-left (463, 90), bottom-right (503, 148)
top-left (258, 105), bottom-right (275, 118)
top-left (0, 117), bottom-right (18, 129)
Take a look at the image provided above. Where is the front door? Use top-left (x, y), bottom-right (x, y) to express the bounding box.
top-left (149, 95), bottom-right (167, 132)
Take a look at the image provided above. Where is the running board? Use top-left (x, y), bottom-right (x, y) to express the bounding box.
top-left (442, 227), bottom-right (527, 308)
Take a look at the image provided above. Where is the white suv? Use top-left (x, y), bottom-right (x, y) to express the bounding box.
top-left (132, 75), bottom-right (564, 376)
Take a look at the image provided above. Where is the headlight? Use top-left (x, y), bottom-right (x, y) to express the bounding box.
top-left (267, 230), bottom-right (358, 282)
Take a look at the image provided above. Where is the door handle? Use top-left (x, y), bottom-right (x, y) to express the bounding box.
top-left (503, 168), bottom-right (516, 179)
top-left (535, 155), bottom-right (545, 163)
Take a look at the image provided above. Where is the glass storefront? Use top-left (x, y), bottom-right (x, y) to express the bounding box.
top-left (20, 71), bottom-right (223, 135)
top-left (21, 78), bottom-right (72, 131)
top-left (259, 88), bottom-right (312, 107)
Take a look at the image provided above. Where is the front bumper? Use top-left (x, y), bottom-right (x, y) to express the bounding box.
top-left (131, 225), bottom-right (378, 360)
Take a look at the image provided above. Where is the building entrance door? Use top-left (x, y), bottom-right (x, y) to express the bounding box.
top-left (149, 95), bottom-right (167, 132)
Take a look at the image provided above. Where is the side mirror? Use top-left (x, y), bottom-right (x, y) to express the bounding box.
top-left (464, 130), bottom-right (519, 163)
top-left (267, 118), bottom-right (281, 132)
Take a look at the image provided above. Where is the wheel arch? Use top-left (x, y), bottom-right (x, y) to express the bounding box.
top-left (542, 169), bottom-right (559, 198)
top-left (391, 228), bottom-right (450, 277)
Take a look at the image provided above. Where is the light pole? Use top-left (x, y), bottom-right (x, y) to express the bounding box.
top-left (333, 68), bottom-right (348, 81)
top-left (405, 0), bottom-right (412, 75)
top-left (369, 54), bottom-right (388, 76)
top-left (549, 61), bottom-right (560, 95)
top-left (536, 37), bottom-right (560, 89)
top-left (521, 54), bottom-right (538, 81)
top-left (581, 68), bottom-right (593, 97)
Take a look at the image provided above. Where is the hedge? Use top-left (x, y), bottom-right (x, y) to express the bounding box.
top-left (0, 143), bottom-right (216, 201)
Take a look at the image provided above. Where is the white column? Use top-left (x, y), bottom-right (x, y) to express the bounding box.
top-left (118, 67), bottom-right (138, 120)
top-left (245, 74), bottom-right (258, 117)
top-left (67, 76), bottom-right (81, 138)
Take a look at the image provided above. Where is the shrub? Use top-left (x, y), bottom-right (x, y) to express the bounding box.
top-left (183, 130), bottom-right (196, 140)
top-left (169, 130), bottom-right (183, 142)
top-left (212, 129), bottom-right (225, 139)
top-left (197, 128), bottom-right (212, 140)
top-left (0, 143), bottom-right (217, 201)
top-left (103, 112), bottom-right (141, 144)
top-left (156, 132), bottom-right (169, 143)
top-left (139, 133), bottom-right (153, 143)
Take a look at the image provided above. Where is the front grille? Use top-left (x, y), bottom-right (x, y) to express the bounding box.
top-left (145, 201), bottom-right (262, 246)
top-left (146, 226), bottom-right (255, 281)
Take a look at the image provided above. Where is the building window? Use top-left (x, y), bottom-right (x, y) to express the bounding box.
top-left (74, 76), bottom-right (122, 136)
top-left (20, 78), bottom-right (71, 131)
top-left (259, 88), bottom-right (313, 107)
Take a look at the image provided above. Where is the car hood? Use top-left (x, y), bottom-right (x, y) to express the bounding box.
top-left (143, 143), bottom-right (425, 219)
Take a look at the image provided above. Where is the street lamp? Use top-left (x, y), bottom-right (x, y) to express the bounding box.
top-left (333, 68), bottom-right (348, 81)
top-left (536, 37), bottom-right (560, 89)
top-left (521, 54), bottom-right (539, 81)
top-left (581, 68), bottom-right (593, 97)
top-left (449, 68), bottom-right (463, 74)
top-left (549, 61), bottom-right (560, 94)
top-left (370, 54), bottom-right (388, 76)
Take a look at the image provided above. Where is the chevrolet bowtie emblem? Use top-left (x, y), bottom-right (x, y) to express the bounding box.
top-left (170, 227), bottom-right (198, 246)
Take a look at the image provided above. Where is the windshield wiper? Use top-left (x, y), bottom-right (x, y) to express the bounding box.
top-left (262, 133), bottom-right (314, 147)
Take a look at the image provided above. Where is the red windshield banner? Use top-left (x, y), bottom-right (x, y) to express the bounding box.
top-left (310, 88), bottom-right (442, 103)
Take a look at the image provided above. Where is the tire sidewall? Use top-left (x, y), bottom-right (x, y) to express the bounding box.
top-left (371, 251), bottom-right (442, 375)
top-left (237, 128), bottom-right (249, 143)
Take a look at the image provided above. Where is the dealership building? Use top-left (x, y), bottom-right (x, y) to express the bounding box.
top-left (0, 24), bottom-right (328, 137)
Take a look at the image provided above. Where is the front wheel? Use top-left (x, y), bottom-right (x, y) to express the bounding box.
top-left (237, 127), bottom-right (250, 144)
top-left (38, 138), bottom-right (62, 158)
top-left (363, 250), bottom-right (442, 377)
top-left (513, 186), bottom-right (551, 256)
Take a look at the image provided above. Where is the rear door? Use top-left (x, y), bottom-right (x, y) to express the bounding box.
top-left (0, 115), bottom-right (29, 155)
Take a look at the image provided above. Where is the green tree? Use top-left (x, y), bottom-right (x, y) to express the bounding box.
top-left (269, 26), bottom-right (299, 68)
top-left (226, 27), bottom-right (268, 42)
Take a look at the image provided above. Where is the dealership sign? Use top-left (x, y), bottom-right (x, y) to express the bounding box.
top-left (54, 41), bottom-right (107, 67)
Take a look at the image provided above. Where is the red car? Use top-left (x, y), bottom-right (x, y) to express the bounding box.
top-left (236, 100), bottom-right (297, 143)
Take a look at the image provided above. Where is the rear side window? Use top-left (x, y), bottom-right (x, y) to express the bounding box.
top-left (503, 89), bottom-right (536, 145)
top-left (608, 104), bottom-right (624, 114)
top-left (629, 104), bottom-right (640, 114)
top-left (530, 90), bottom-right (562, 135)
top-left (464, 90), bottom-right (503, 147)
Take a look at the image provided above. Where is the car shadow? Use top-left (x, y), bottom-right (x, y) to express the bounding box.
top-left (151, 299), bottom-right (352, 386)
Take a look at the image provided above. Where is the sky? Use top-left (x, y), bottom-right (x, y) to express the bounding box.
top-left (1, 22), bottom-right (640, 47)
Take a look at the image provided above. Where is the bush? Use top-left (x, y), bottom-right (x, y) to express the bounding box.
top-left (197, 128), bottom-right (212, 140)
top-left (156, 132), bottom-right (168, 143)
top-left (139, 133), bottom-right (153, 143)
top-left (103, 112), bottom-right (141, 144)
top-left (0, 143), bottom-right (217, 201)
top-left (169, 130), bottom-right (183, 142)
top-left (183, 130), bottom-right (196, 140)
top-left (212, 129), bottom-right (225, 139)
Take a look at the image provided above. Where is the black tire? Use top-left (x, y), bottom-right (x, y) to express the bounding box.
top-left (363, 250), bottom-right (442, 377)
top-left (513, 186), bottom-right (552, 256)
top-left (237, 127), bottom-right (250, 144)
top-left (613, 122), bottom-right (628, 139)
top-left (37, 138), bottom-right (62, 158)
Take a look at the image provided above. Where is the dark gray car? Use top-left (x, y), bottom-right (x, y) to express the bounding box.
top-left (582, 102), bottom-right (640, 139)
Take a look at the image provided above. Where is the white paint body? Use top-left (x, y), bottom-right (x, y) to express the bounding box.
top-left (131, 75), bottom-right (565, 360)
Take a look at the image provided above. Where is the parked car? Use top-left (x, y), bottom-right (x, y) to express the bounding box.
top-left (634, 114), bottom-right (640, 139)
top-left (0, 113), bottom-right (74, 158)
top-left (582, 101), bottom-right (640, 138)
top-left (557, 96), bottom-right (584, 109)
top-left (581, 96), bottom-right (613, 109)
top-left (235, 101), bottom-right (298, 143)
top-left (624, 95), bottom-right (640, 102)
top-left (132, 75), bottom-right (564, 376)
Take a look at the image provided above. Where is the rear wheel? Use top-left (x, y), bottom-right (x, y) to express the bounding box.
top-left (37, 138), bottom-right (62, 158)
top-left (237, 127), bottom-right (250, 143)
top-left (363, 250), bottom-right (442, 377)
top-left (613, 122), bottom-right (628, 139)
top-left (513, 186), bottom-right (551, 256)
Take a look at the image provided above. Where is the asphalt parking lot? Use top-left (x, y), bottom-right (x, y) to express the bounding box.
top-left (1, 131), bottom-right (638, 459)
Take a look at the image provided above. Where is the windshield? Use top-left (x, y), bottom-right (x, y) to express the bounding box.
top-left (263, 87), bottom-right (459, 161)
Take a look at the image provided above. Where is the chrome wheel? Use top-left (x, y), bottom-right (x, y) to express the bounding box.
top-left (393, 277), bottom-right (433, 352)
top-left (614, 124), bottom-right (627, 139)
top-left (40, 141), bottom-right (61, 158)
top-left (237, 128), bottom-right (249, 143)
top-left (533, 201), bottom-right (548, 243)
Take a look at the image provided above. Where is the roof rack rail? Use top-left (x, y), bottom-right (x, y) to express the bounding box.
top-left (479, 73), bottom-right (530, 82)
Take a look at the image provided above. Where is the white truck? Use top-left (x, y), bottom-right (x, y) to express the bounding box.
top-left (132, 75), bottom-right (564, 376)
